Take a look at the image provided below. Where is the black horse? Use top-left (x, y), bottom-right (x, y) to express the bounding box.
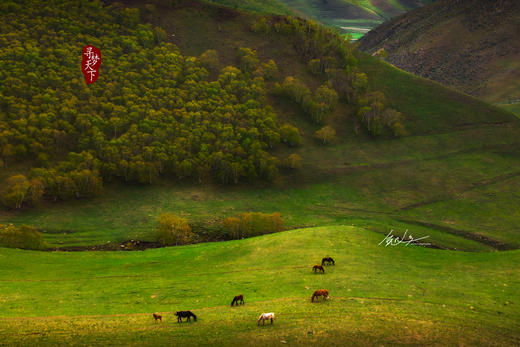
top-left (322, 257), bottom-right (335, 266)
top-left (175, 311), bottom-right (197, 322)
top-left (231, 294), bottom-right (244, 306)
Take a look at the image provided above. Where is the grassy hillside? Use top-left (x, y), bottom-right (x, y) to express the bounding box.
top-left (358, 0), bottom-right (520, 105)
top-left (210, 0), bottom-right (432, 39)
top-left (136, 1), bottom-right (516, 134)
top-left (0, 1), bottom-right (519, 345)
top-left (1, 0), bottom-right (519, 252)
top-left (275, 0), bottom-right (432, 39)
top-left (499, 101), bottom-right (520, 117)
top-left (208, 0), bottom-right (292, 15)
top-left (1, 226), bottom-right (519, 345)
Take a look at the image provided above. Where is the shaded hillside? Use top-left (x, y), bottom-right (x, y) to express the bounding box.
top-left (0, 0), bottom-right (361, 203)
top-left (275, 0), bottom-right (432, 38)
top-left (210, 0), bottom-right (432, 39)
top-left (206, 0), bottom-right (292, 15)
top-left (278, 0), bottom-right (431, 21)
top-left (1, 0), bottom-right (519, 251)
top-left (134, 0), bottom-right (514, 132)
top-left (359, 0), bottom-right (520, 104)
top-left (3, 0), bottom-right (513, 209)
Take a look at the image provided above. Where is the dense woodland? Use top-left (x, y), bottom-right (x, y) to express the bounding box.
top-left (0, 0), bottom-right (404, 209)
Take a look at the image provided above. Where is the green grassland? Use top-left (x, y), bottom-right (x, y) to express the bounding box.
top-left (500, 103), bottom-right (520, 117)
top-left (209, 0), bottom-right (292, 15)
top-left (1, 226), bottom-right (519, 345)
top-left (0, 1), bottom-right (519, 345)
top-left (2, 121), bottom-right (519, 251)
top-left (2, 54), bottom-right (518, 251)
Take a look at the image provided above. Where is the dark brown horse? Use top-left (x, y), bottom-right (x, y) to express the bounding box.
top-left (322, 257), bottom-right (335, 266)
top-left (311, 289), bottom-right (329, 302)
top-left (312, 265), bottom-right (325, 273)
top-left (152, 313), bottom-right (162, 323)
top-left (231, 294), bottom-right (244, 306)
top-left (175, 311), bottom-right (197, 322)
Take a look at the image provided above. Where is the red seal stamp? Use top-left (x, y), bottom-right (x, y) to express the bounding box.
top-left (82, 45), bottom-right (101, 85)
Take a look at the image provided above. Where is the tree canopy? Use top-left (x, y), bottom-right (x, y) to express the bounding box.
top-left (0, 0), bottom-right (296, 206)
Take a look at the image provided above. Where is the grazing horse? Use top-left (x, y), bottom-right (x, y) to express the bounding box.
top-left (321, 257), bottom-right (335, 266)
top-left (152, 313), bottom-right (162, 323)
top-left (257, 312), bottom-right (275, 325)
top-left (311, 289), bottom-right (329, 302)
top-left (313, 265), bottom-right (325, 273)
top-left (231, 294), bottom-right (245, 306)
top-left (174, 311), bottom-right (197, 322)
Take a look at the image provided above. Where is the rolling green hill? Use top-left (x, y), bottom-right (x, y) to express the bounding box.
top-left (0, 1), bottom-right (519, 345)
top-left (1, 0), bottom-right (519, 253)
top-left (1, 226), bottom-right (519, 345)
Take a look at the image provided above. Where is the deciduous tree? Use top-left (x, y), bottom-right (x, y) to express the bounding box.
top-left (157, 213), bottom-right (194, 246)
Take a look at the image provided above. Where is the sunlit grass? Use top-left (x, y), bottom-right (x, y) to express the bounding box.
top-left (0, 226), bottom-right (518, 345)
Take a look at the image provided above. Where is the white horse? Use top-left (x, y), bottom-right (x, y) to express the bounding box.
top-left (257, 312), bottom-right (275, 325)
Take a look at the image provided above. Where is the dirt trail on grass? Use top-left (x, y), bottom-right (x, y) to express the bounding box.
top-left (326, 140), bottom-right (520, 178)
top-left (393, 218), bottom-right (513, 251)
top-left (398, 171), bottom-right (520, 212)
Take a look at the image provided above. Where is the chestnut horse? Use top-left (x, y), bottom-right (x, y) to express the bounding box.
top-left (231, 294), bottom-right (244, 306)
top-left (312, 265), bottom-right (325, 273)
top-left (311, 289), bottom-right (329, 302)
top-left (152, 313), bottom-right (162, 323)
top-left (257, 312), bottom-right (275, 325)
top-left (322, 257), bottom-right (335, 266)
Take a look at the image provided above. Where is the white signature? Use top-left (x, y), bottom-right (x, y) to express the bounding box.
top-left (379, 229), bottom-right (430, 247)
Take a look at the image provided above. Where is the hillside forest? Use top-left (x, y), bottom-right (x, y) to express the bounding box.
top-left (0, 0), bottom-right (404, 209)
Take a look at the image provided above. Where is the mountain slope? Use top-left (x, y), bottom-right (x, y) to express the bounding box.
top-left (278, 0), bottom-right (431, 21)
top-left (206, 0), bottom-right (292, 15)
top-left (276, 0), bottom-right (432, 38)
top-left (137, 0), bottom-right (515, 131)
top-left (1, 0), bottom-right (520, 251)
top-left (210, 0), bottom-right (432, 39)
top-left (358, 0), bottom-right (520, 105)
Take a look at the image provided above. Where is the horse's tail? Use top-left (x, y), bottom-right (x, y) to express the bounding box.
top-left (231, 298), bottom-right (235, 306)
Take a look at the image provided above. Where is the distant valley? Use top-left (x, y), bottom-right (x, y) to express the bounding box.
top-left (211, 0), bottom-right (432, 39)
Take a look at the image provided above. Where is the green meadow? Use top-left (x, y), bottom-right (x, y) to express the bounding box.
top-left (2, 56), bottom-right (519, 252)
top-left (1, 226), bottom-right (519, 345)
top-left (1, 1), bottom-right (519, 345)
top-left (210, 0), bottom-right (291, 16)
top-left (500, 103), bottom-right (520, 117)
